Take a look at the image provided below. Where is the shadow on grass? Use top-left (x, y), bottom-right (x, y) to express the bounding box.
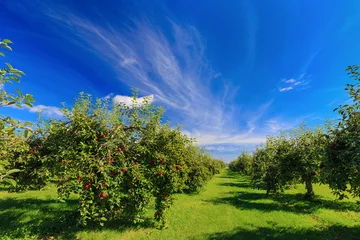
top-left (198, 225), bottom-right (360, 240)
top-left (206, 190), bottom-right (358, 214)
top-left (214, 169), bottom-right (359, 214)
top-left (218, 182), bottom-right (252, 189)
top-left (0, 198), bottom-right (154, 239)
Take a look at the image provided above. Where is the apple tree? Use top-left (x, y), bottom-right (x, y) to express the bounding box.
top-left (0, 38), bottom-right (35, 187)
top-left (35, 91), bottom-right (220, 227)
top-left (229, 151), bottom-right (253, 174)
top-left (324, 65), bottom-right (360, 200)
top-left (251, 125), bottom-right (328, 198)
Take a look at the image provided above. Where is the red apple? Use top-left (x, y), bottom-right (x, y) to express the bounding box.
top-left (135, 162), bottom-right (139, 165)
top-left (131, 182), bottom-right (135, 186)
top-left (77, 176), bottom-right (82, 181)
top-left (100, 192), bottom-right (107, 198)
top-left (159, 171), bottom-right (163, 176)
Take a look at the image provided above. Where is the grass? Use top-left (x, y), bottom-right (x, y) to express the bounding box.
top-left (1, 169), bottom-right (359, 239)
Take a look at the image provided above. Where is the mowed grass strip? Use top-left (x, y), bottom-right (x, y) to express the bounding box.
top-left (1, 169), bottom-right (359, 240)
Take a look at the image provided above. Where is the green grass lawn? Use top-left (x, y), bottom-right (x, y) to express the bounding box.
top-left (1, 169), bottom-right (360, 240)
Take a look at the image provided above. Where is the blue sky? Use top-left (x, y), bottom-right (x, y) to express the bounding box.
top-left (1, 0), bottom-right (360, 161)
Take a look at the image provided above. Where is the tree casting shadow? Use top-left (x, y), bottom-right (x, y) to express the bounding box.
top-left (206, 190), bottom-right (358, 214)
top-left (199, 225), bottom-right (360, 240)
top-left (0, 197), bottom-right (154, 239)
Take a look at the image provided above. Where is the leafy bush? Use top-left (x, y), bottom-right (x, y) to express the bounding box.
top-left (229, 152), bottom-right (253, 174)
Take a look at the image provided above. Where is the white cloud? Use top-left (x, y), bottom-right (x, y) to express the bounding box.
top-left (112, 94), bottom-right (154, 107)
top-left (26, 104), bottom-right (63, 117)
top-left (7, 104), bottom-right (63, 117)
top-left (266, 116), bottom-right (312, 133)
top-left (183, 130), bottom-right (266, 145)
top-left (204, 145), bottom-right (246, 152)
top-left (279, 75), bottom-right (310, 92)
top-left (120, 58), bottom-right (137, 67)
top-left (279, 86), bottom-right (293, 92)
top-left (285, 78), bottom-right (296, 83)
top-left (102, 93), bottom-right (113, 101)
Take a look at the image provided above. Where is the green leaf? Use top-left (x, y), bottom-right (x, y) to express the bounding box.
top-left (0, 52), bottom-right (4, 57)
top-left (24, 129), bottom-right (30, 138)
top-left (100, 217), bottom-right (107, 221)
top-left (24, 121), bottom-right (34, 127)
top-left (15, 89), bottom-right (24, 98)
top-left (5, 63), bottom-right (13, 69)
top-left (6, 169), bottom-right (21, 175)
top-left (4, 178), bottom-right (17, 187)
top-left (24, 102), bottom-right (33, 108)
top-left (2, 39), bottom-right (13, 44)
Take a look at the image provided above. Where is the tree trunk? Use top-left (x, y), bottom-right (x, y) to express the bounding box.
top-left (305, 178), bottom-right (314, 199)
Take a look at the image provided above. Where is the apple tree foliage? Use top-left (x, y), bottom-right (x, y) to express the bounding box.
top-left (250, 124), bottom-right (328, 198)
top-left (229, 151), bottom-right (253, 175)
top-left (324, 65), bottom-right (360, 201)
top-left (0, 38), bottom-right (35, 187)
top-left (24, 92), bottom-right (224, 227)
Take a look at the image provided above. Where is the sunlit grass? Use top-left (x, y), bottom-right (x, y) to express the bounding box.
top-left (1, 169), bottom-right (359, 239)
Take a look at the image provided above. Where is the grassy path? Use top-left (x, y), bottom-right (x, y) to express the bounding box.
top-left (1, 169), bottom-right (360, 239)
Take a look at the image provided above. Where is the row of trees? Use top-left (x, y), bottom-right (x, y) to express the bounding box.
top-left (230, 66), bottom-right (360, 201)
top-left (0, 39), bottom-right (225, 228)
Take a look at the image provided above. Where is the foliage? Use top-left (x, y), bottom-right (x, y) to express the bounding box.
top-left (250, 125), bottom-right (328, 198)
top-left (229, 151), bottom-right (253, 174)
top-left (324, 65), bottom-right (360, 200)
top-left (183, 145), bottom-right (225, 193)
top-left (20, 92), bottom-right (224, 228)
top-left (0, 38), bottom-right (35, 186)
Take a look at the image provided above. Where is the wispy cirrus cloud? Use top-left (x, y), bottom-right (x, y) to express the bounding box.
top-left (42, 9), bottom-right (233, 133)
top-left (279, 74), bottom-right (311, 92)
